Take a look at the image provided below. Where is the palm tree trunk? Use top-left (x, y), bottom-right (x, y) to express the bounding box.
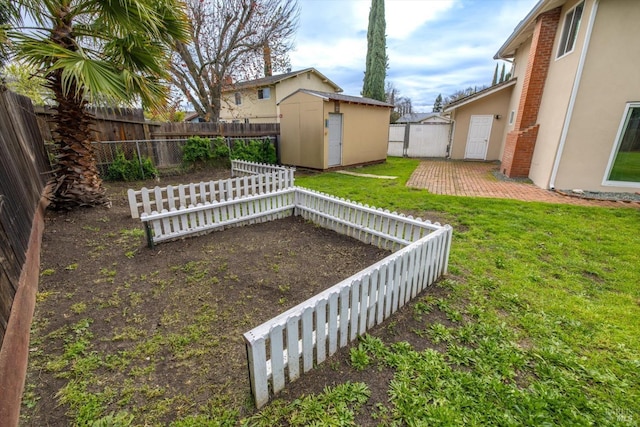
top-left (47, 72), bottom-right (109, 209)
top-left (46, 11), bottom-right (109, 209)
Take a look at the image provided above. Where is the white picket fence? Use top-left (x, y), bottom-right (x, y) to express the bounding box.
top-left (243, 192), bottom-right (452, 409)
top-left (231, 159), bottom-right (295, 179)
top-left (133, 176), bottom-right (453, 408)
top-left (127, 161), bottom-right (295, 219)
top-left (294, 188), bottom-right (442, 252)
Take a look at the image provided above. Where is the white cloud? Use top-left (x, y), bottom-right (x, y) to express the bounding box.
top-left (291, 0), bottom-right (540, 111)
top-left (350, 0), bottom-right (456, 40)
top-left (290, 38), bottom-right (367, 70)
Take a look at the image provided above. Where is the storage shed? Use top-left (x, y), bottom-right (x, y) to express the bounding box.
top-left (278, 89), bottom-right (393, 169)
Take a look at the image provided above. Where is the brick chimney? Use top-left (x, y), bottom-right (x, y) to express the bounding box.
top-left (501, 7), bottom-right (562, 178)
top-left (263, 43), bottom-right (272, 77)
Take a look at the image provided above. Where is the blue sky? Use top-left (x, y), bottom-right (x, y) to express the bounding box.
top-left (290, 0), bottom-right (539, 112)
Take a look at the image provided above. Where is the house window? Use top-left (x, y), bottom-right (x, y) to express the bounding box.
top-left (605, 103), bottom-right (640, 184)
top-left (509, 110), bottom-right (515, 125)
top-left (234, 92), bottom-right (242, 105)
top-left (557, 1), bottom-right (584, 58)
top-left (258, 88), bottom-right (270, 100)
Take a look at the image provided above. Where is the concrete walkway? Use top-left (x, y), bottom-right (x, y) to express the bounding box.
top-left (406, 160), bottom-right (637, 208)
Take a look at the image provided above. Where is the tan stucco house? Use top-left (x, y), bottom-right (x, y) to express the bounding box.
top-left (219, 68), bottom-right (342, 124)
top-left (445, 0), bottom-right (640, 193)
top-left (278, 90), bottom-right (393, 170)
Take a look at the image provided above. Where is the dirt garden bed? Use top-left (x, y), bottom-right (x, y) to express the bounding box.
top-left (21, 168), bottom-right (401, 425)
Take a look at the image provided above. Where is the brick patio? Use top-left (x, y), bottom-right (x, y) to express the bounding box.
top-left (406, 160), bottom-right (638, 208)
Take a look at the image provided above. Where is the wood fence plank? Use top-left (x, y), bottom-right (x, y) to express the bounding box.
top-left (328, 292), bottom-right (338, 356)
top-left (269, 325), bottom-right (285, 393)
top-left (339, 287), bottom-right (349, 347)
top-left (301, 307), bottom-right (313, 372)
top-left (316, 299), bottom-right (327, 364)
top-left (349, 279), bottom-right (360, 342)
top-left (245, 337), bottom-right (269, 409)
top-left (358, 276), bottom-right (369, 335)
top-left (286, 316), bottom-right (300, 382)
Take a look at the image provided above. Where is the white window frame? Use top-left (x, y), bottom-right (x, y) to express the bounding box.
top-left (557, 1), bottom-right (584, 59)
top-left (258, 88), bottom-right (271, 100)
top-left (602, 102), bottom-right (640, 188)
top-left (508, 110), bottom-right (515, 125)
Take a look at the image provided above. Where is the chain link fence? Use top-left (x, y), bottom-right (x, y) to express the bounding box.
top-left (48, 136), bottom-right (277, 179)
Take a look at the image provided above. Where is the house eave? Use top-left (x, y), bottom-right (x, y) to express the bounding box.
top-left (494, 0), bottom-right (566, 59)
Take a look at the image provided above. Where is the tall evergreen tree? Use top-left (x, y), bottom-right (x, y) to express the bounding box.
top-left (492, 63), bottom-right (498, 86)
top-left (362, 0), bottom-right (387, 101)
top-left (499, 63), bottom-right (506, 83)
top-left (432, 94), bottom-right (443, 112)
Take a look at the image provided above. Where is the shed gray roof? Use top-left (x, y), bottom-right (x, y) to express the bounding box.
top-left (223, 68), bottom-right (342, 92)
top-left (279, 89), bottom-right (394, 108)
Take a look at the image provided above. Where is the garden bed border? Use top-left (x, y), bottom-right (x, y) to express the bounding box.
top-left (132, 172), bottom-right (452, 410)
top-left (127, 160), bottom-right (295, 219)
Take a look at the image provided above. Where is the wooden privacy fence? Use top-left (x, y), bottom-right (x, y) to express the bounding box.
top-left (0, 89), bottom-right (50, 344)
top-left (35, 106), bottom-right (280, 143)
top-left (0, 88), bottom-right (51, 426)
top-left (127, 161), bottom-right (295, 219)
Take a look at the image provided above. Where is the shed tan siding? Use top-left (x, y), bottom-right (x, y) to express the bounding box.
top-left (336, 103), bottom-right (390, 167)
top-left (279, 92), bottom-right (325, 169)
top-left (279, 91), bottom-right (390, 169)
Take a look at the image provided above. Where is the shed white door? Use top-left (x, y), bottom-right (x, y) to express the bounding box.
top-left (465, 115), bottom-right (493, 160)
top-left (328, 113), bottom-right (342, 167)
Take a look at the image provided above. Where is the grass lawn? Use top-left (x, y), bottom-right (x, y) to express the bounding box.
top-left (244, 157), bottom-right (640, 425)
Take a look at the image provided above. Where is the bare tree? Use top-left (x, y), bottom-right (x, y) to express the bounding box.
top-left (395, 96), bottom-right (413, 116)
top-left (171, 0), bottom-right (299, 122)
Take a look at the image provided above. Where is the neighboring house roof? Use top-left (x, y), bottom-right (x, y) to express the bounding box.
top-left (443, 79), bottom-right (517, 112)
top-left (223, 68), bottom-right (343, 93)
top-left (396, 112), bottom-right (448, 123)
top-left (495, 0), bottom-right (565, 59)
top-left (279, 89), bottom-right (394, 108)
top-left (184, 111), bottom-right (199, 121)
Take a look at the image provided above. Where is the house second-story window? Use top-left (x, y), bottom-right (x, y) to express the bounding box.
top-left (557, 1), bottom-right (584, 58)
top-left (258, 88), bottom-right (270, 100)
top-left (235, 92), bottom-right (242, 105)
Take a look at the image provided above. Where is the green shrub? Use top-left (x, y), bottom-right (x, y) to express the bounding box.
top-left (231, 139), bottom-right (276, 164)
top-left (182, 136), bottom-right (232, 168)
top-left (106, 150), bottom-right (157, 181)
top-left (182, 136), bottom-right (214, 164)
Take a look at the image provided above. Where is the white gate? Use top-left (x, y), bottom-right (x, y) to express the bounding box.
top-left (328, 113), bottom-right (342, 166)
top-left (388, 123), bottom-right (451, 158)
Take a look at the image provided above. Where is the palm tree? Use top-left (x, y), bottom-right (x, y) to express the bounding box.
top-left (8, 0), bottom-right (189, 209)
top-left (0, 2), bottom-right (19, 66)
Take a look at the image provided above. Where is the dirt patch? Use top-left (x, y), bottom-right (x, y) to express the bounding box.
top-left (22, 169), bottom-right (394, 425)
